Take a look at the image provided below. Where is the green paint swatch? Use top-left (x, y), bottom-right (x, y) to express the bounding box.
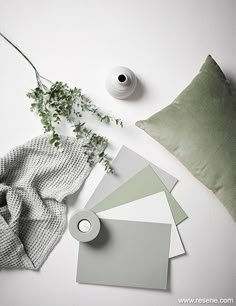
top-left (93, 165), bottom-right (187, 225)
top-left (78, 219), bottom-right (171, 290)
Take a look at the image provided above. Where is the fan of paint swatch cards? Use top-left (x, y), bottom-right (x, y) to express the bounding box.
top-left (69, 146), bottom-right (188, 290)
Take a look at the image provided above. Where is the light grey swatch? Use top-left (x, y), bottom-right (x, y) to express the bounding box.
top-left (85, 146), bottom-right (178, 210)
top-left (77, 218), bottom-right (171, 290)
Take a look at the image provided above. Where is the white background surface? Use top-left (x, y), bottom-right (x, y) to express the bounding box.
top-left (0, 0), bottom-right (235, 305)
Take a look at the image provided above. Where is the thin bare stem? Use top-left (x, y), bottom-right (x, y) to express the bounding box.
top-left (0, 31), bottom-right (51, 87)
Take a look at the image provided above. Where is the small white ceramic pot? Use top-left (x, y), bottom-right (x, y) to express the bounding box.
top-left (106, 66), bottom-right (137, 99)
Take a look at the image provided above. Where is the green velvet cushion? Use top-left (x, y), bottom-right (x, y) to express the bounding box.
top-left (136, 55), bottom-right (236, 221)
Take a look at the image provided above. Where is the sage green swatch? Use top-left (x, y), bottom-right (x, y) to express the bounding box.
top-left (92, 165), bottom-right (187, 225)
top-left (136, 55), bottom-right (236, 221)
top-left (77, 219), bottom-right (171, 290)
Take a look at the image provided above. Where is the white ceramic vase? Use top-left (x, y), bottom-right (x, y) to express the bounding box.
top-left (106, 66), bottom-right (137, 99)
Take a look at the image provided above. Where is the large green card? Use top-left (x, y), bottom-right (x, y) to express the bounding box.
top-left (92, 165), bottom-right (187, 225)
top-left (78, 219), bottom-right (171, 290)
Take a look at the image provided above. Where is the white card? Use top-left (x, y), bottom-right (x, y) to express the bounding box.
top-left (98, 191), bottom-right (185, 258)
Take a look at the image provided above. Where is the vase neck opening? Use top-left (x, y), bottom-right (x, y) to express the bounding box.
top-left (118, 74), bottom-right (128, 84)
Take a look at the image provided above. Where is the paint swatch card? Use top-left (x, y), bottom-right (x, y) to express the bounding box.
top-left (92, 166), bottom-right (187, 225)
top-left (98, 192), bottom-right (185, 258)
top-left (85, 146), bottom-right (187, 225)
top-left (77, 219), bottom-right (171, 290)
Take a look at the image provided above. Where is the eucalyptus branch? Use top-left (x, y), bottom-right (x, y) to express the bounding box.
top-left (27, 80), bottom-right (123, 172)
top-left (0, 32), bottom-right (122, 172)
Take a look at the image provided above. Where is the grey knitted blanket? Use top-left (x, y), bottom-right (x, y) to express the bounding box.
top-left (0, 135), bottom-right (92, 270)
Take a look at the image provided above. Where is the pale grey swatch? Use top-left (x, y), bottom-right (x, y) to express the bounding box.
top-left (85, 146), bottom-right (178, 210)
top-left (77, 218), bottom-right (171, 290)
